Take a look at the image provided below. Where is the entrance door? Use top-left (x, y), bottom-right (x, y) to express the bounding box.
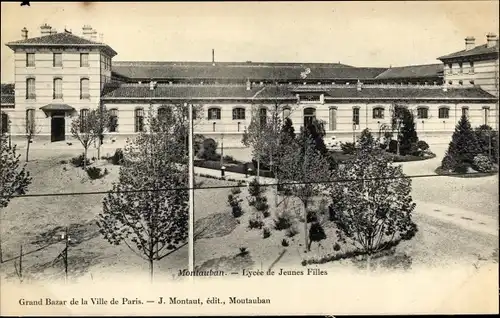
top-left (51, 116), bottom-right (66, 142)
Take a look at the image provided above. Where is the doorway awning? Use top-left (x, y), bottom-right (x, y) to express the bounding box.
top-left (40, 104), bottom-right (75, 111)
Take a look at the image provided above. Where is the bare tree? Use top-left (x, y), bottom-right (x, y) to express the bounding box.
top-left (278, 137), bottom-right (331, 252)
top-left (97, 106), bottom-right (189, 282)
top-left (0, 131), bottom-right (32, 262)
top-left (70, 108), bottom-right (109, 170)
top-left (25, 116), bottom-right (41, 162)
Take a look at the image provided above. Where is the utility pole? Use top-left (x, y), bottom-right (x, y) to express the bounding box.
top-left (187, 102), bottom-right (195, 280)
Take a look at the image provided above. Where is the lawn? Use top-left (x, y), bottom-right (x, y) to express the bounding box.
top-left (0, 154), bottom-right (188, 284)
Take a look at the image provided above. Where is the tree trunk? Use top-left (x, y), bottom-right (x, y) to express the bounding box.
top-left (26, 138), bottom-right (30, 162)
top-left (304, 201), bottom-right (308, 253)
top-left (83, 147), bottom-right (88, 170)
top-left (366, 253), bottom-right (371, 271)
top-left (257, 157), bottom-right (260, 183)
top-left (97, 144), bottom-right (101, 160)
top-left (149, 258), bottom-right (154, 283)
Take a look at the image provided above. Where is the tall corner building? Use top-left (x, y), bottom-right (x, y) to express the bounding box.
top-left (1, 24), bottom-right (498, 147)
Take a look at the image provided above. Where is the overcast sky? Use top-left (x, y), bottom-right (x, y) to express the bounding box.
top-left (1, 1), bottom-right (499, 82)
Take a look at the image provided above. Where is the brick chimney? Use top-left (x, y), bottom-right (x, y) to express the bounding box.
top-left (40, 23), bottom-right (52, 36)
top-left (82, 25), bottom-right (93, 40)
top-left (21, 27), bottom-right (28, 40)
top-left (91, 30), bottom-right (98, 42)
top-left (465, 36), bottom-right (475, 51)
top-left (246, 78), bottom-right (251, 91)
top-left (486, 33), bottom-right (498, 48)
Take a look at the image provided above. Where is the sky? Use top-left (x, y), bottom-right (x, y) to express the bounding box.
top-left (1, 1), bottom-right (499, 83)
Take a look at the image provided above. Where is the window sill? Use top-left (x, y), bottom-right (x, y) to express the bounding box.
top-left (232, 118), bottom-right (245, 121)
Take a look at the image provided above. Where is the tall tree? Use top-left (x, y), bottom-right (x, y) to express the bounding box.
top-left (70, 107), bottom-right (110, 170)
top-left (279, 136), bottom-right (330, 252)
top-left (329, 128), bottom-right (417, 268)
top-left (399, 108), bottom-right (418, 156)
top-left (0, 131), bottom-right (32, 262)
top-left (97, 107), bottom-right (189, 282)
top-left (441, 114), bottom-right (481, 172)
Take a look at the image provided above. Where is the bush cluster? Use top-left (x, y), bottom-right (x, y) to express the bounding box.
top-left (262, 227), bottom-right (271, 239)
top-left (248, 214), bottom-right (264, 229)
top-left (110, 148), bottom-right (124, 165)
top-left (71, 153), bottom-right (91, 168)
top-left (86, 166), bottom-right (108, 180)
top-left (340, 142), bottom-right (356, 155)
top-left (227, 193), bottom-right (243, 218)
top-left (472, 154), bottom-right (494, 173)
top-left (273, 212), bottom-right (293, 230)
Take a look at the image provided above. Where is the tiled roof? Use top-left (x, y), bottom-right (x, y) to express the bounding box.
top-left (324, 87), bottom-right (496, 99)
top-left (375, 64), bottom-right (443, 79)
top-left (101, 83), bottom-right (297, 100)
top-left (1, 83), bottom-right (15, 105)
top-left (438, 43), bottom-right (499, 60)
top-left (101, 83), bottom-right (496, 101)
top-left (111, 61), bottom-right (387, 81)
top-left (6, 32), bottom-right (117, 56)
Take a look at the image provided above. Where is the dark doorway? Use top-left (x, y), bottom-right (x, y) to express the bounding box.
top-left (1, 113), bottom-right (8, 134)
top-left (51, 115), bottom-right (65, 142)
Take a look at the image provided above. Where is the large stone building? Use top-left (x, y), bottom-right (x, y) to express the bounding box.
top-left (1, 24), bottom-right (498, 147)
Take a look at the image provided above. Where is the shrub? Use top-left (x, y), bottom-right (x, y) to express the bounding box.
top-left (254, 196), bottom-right (269, 213)
top-left (238, 247), bottom-right (249, 256)
top-left (71, 153), bottom-right (91, 168)
top-left (86, 166), bottom-right (105, 180)
top-left (379, 143), bottom-right (387, 150)
top-left (262, 227), bottom-right (271, 239)
top-left (333, 243), bottom-right (341, 251)
top-left (340, 142), bottom-right (356, 155)
top-left (286, 224), bottom-right (299, 237)
top-left (306, 211), bottom-right (318, 223)
top-left (248, 178), bottom-right (265, 197)
top-left (454, 162), bottom-right (470, 174)
top-left (417, 140), bottom-right (429, 151)
top-left (111, 148), bottom-right (124, 165)
top-left (409, 142), bottom-right (420, 156)
top-left (474, 126), bottom-right (499, 161)
top-left (388, 140), bottom-right (398, 154)
top-left (59, 159), bottom-right (68, 164)
top-left (282, 239), bottom-right (289, 247)
top-left (227, 194), bottom-right (243, 218)
top-left (248, 215), bottom-right (264, 229)
top-left (274, 212), bottom-right (293, 230)
top-left (309, 222), bottom-right (326, 244)
top-left (199, 138), bottom-right (218, 160)
top-left (231, 186), bottom-right (242, 195)
top-left (472, 154), bottom-right (494, 173)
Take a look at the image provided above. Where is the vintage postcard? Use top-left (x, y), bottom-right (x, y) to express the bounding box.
top-left (0, 0), bottom-right (498, 315)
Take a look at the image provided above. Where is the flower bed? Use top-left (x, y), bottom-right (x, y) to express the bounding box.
top-left (434, 166), bottom-right (498, 178)
top-left (194, 159), bottom-right (275, 178)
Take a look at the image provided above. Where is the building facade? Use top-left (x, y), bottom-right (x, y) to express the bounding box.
top-left (1, 24), bottom-right (498, 147)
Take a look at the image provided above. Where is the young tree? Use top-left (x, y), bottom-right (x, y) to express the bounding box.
top-left (299, 118), bottom-right (328, 156)
top-left (328, 129), bottom-right (417, 267)
top-left (24, 115), bottom-right (41, 162)
top-left (70, 107), bottom-right (109, 170)
top-left (0, 131), bottom-right (32, 262)
top-left (279, 136), bottom-right (331, 252)
top-left (398, 108), bottom-right (418, 156)
top-left (97, 106), bottom-right (189, 282)
top-left (441, 114), bottom-right (481, 172)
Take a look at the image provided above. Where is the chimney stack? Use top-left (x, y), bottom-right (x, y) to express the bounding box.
top-left (40, 23), bottom-right (52, 36)
top-left (356, 80), bottom-right (362, 91)
top-left (465, 36), bottom-right (475, 51)
top-left (246, 78), bottom-right (251, 91)
top-left (50, 28), bottom-right (57, 35)
top-left (212, 49), bottom-right (215, 66)
top-left (91, 29), bottom-right (98, 42)
top-left (21, 27), bottom-right (28, 40)
top-left (486, 32), bottom-right (498, 48)
top-left (82, 25), bottom-right (93, 40)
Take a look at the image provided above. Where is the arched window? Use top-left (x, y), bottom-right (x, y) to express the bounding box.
top-left (282, 107), bottom-right (291, 119)
top-left (25, 109), bottom-right (35, 133)
top-left (1, 112), bottom-right (9, 134)
top-left (80, 78), bottom-right (89, 100)
top-left (372, 106), bottom-right (384, 119)
top-left (259, 108), bottom-right (267, 126)
top-left (109, 108), bottom-right (118, 132)
top-left (352, 107), bottom-right (360, 125)
top-left (26, 78), bottom-right (35, 100)
top-left (438, 106), bottom-right (449, 119)
top-left (53, 78), bottom-right (63, 99)
top-left (483, 106), bottom-right (490, 126)
top-left (303, 107), bottom-right (316, 127)
top-left (208, 107), bottom-right (221, 120)
top-left (232, 107), bottom-right (245, 120)
top-left (461, 106), bottom-right (469, 119)
top-left (135, 108), bottom-right (145, 132)
top-left (80, 109), bottom-right (89, 133)
top-left (329, 107), bottom-right (337, 131)
top-left (417, 106), bottom-right (428, 119)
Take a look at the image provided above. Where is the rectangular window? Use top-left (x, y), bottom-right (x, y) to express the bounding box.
top-left (417, 108), bottom-right (428, 119)
top-left (53, 53), bottom-right (62, 67)
top-left (483, 107), bottom-right (490, 126)
top-left (232, 108), bottom-right (245, 120)
top-left (447, 63), bottom-right (452, 74)
top-left (469, 61), bottom-right (474, 73)
top-left (135, 108), bottom-right (145, 132)
top-left (459, 62), bottom-right (463, 74)
top-left (461, 107), bottom-right (469, 118)
top-left (26, 78), bottom-right (35, 99)
top-left (329, 108), bottom-right (337, 131)
top-left (352, 108), bottom-right (360, 125)
top-left (53, 78), bottom-right (63, 99)
top-left (80, 53), bottom-right (89, 67)
top-left (109, 109), bottom-right (118, 132)
top-left (25, 109), bottom-right (35, 133)
top-left (80, 109), bottom-right (89, 133)
top-left (26, 53), bottom-right (35, 67)
top-left (372, 107), bottom-right (384, 119)
top-left (208, 108), bottom-right (221, 120)
top-left (80, 78), bottom-right (90, 99)
top-left (438, 107), bottom-right (449, 119)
